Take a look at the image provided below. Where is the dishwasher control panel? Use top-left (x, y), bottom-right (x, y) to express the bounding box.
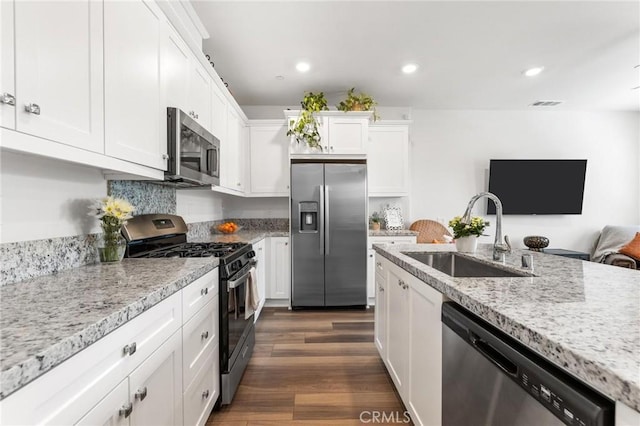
top-left (520, 370), bottom-right (586, 426)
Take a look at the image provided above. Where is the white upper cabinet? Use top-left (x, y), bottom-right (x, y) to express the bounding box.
top-left (248, 123), bottom-right (289, 196)
top-left (0, 1), bottom-right (15, 130)
top-left (211, 83), bottom-right (227, 142)
top-left (104, 0), bottom-right (166, 171)
top-left (368, 124), bottom-right (410, 196)
top-left (325, 116), bottom-right (368, 154)
top-left (12, 0), bottom-right (104, 152)
top-left (161, 24), bottom-right (190, 113)
top-left (187, 60), bottom-right (212, 132)
top-left (220, 107), bottom-right (243, 192)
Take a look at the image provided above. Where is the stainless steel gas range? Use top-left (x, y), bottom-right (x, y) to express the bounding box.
top-left (122, 214), bottom-right (255, 406)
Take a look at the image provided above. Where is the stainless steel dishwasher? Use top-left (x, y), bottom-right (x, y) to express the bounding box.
top-left (442, 302), bottom-right (614, 426)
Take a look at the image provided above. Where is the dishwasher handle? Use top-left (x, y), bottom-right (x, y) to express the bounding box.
top-left (469, 331), bottom-right (518, 377)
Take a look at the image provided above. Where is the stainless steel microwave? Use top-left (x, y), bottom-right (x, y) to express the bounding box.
top-left (166, 107), bottom-right (220, 187)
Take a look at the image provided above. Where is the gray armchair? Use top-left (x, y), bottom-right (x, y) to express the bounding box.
top-left (592, 225), bottom-right (640, 269)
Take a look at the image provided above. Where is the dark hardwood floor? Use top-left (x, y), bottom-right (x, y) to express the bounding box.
top-left (207, 307), bottom-right (412, 425)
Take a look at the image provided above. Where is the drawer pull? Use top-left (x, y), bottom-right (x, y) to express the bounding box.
top-left (123, 342), bottom-right (137, 356)
top-left (0, 93), bottom-right (15, 105)
top-left (135, 387), bottom-right (148, 401)
top-left (202, 389), bottom-right (210, 399)
top-left (201, 330), bottom-right (209, 340)
top-left (376, 262), bottom-right (382, 267)
top-left (24, 103), bottom-right (40, 115)
top-left (201, 287), bottom-right (209, 296)
top-left (119, 403), bottom-right (133, 418)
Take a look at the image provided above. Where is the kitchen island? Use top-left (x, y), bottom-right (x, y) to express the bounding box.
top-left (374, 242), bottom-right (640, 424)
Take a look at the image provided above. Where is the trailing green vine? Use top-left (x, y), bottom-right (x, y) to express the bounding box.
top-left (287, 92), bottom-right (329, 150)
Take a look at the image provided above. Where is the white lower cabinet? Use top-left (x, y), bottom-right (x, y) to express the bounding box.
top-left (75, 379), bottom-right (130, 426)
top-left (183, 349), bottom-right (218, 426)
top-left (253, 238), bottom-right (267, 321)
top-left (367, 236), bottom-right (416, 306)
top-left (268, 237), bottom-right (290, 300)
top-left (182, 299), bottom-right (218, 389)
top-left (129, 330), bottom-right (183, 426)
top-left (374, 254), bottom-right (443, 426)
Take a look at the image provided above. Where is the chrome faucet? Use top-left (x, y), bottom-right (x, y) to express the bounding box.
top-left (461, 192), bottom-right (511, 261)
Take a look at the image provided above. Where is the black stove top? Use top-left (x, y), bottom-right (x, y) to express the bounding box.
top-left (137, 242), bottom-right (248, 259)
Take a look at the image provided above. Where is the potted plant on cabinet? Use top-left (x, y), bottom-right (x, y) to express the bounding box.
top-left (287, 91), bottom-right (329, 151)
top-left (337, 88), bottom-right (380, 121)
top-left (370, 211), bottom-right (382, 231)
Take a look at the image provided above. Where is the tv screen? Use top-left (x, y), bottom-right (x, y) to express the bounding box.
top-left (487, 159), bottom-right (587, 215)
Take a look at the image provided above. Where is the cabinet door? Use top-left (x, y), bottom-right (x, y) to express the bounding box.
top-left (408, 277), bottom-right (443, 426)
top-left (211, 83), bottom-right (227, 141)
top-left (327, 117), bottom-right (367, 154)
top-left (374, 260), bottom-right (387, 357)
top-left (161, 25), bottom-right (190, 114)
top-left (386, 265), bottom-right (410, 399)
top-left (104, 0), bottom-right (166, 170)
top-left (0, 0), bottom-right (15, 129)
top-left (75, 378), bottom-right (130, 426)
top-left (254, 238), bottom-right (267, 321)
top-left (188, 60), bottom-right (212, 132)
top-left (368, 125), bottom-right (410, 196)
top-left (129, 331), bottom-right (182, 426)
top-left (221, 108), bottom-right (242, 191)
top-left (367, 249), bottom-right (376, 301)
top-left (269, 237), bottom-right (290, 300)
top-left (14, 0), bottom-right (103, 152)
top-left (249, 124), bottom-right (289, 196)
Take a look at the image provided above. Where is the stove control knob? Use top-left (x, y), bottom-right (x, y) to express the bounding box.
top-left (247, 250), bottom-right (256, 259)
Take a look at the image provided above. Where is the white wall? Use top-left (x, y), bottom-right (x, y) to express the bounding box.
top-left (176, 189), bottom-right (224, 223)
top-left (409, 110), bottom-right (640, 253)
top-left (0, 151), bottom-right (107, 243)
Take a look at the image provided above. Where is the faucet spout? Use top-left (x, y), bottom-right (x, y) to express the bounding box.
top-left (461, 192), bottom-right (511, 260)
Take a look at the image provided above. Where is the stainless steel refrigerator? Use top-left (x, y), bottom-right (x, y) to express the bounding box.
top-left (290, 160), bottom-right (367, 307)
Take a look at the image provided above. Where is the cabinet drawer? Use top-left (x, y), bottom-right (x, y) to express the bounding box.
top-left (182, 297), bottom-right (218, 388)
top-left (0, 291), bottom-right (182, 425)
top-left (183, 348), bottom-right (219, 426)
top-left (183, 268), bottom-right (218, 323)
top-left (369, 236), bottom-right (417, 248)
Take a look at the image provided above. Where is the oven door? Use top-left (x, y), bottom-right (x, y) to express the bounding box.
top-left (222, 265), bottom-right (254, 373)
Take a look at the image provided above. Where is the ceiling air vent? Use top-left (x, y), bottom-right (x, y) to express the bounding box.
top-left (530, 100), bottom-right (564, 107)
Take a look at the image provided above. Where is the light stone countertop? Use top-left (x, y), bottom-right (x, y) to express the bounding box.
top-left (197, 230), bottom-right (289, 244)
top-left (369, 229), bottom-right (419, 237)
top-left (0, 258), bottom-right (218, 400)
top-left (374, 243), bottom-right (640, 411)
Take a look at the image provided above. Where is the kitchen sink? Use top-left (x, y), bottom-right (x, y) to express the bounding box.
top-left (401, 252), bottom-right (530, 278)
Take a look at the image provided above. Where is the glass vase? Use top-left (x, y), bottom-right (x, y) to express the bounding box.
top-left (97, 232), bottom-right (126, 262)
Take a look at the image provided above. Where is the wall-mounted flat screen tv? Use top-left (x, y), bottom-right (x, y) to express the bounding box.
top-left (487, 159), bottom-right (587, 215)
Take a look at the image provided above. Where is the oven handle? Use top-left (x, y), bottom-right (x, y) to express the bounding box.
top-left (227, 261), bottom-right (256, 291)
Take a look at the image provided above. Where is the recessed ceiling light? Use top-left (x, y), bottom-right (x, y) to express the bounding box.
top-left (523, 67), bottom-right (544, 77)
top-left (295, 62), bottom-right (310, 73)
top-left (402, 64), bottom-right (418, 74)
top-left (275, 75), bottom-right (285, 80)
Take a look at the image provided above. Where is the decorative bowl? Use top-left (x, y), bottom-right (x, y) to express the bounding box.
top-left (523, 235), bottom-right (549, 251)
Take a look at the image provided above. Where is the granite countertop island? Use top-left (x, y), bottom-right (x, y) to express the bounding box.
top-left (0, 257), bottom-right (218, 400)
top-left (374, 243), bottom-right (640, 411)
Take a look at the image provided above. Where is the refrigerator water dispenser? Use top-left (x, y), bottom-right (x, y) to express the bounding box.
top-left (299, 202), bottom-right (318, 232)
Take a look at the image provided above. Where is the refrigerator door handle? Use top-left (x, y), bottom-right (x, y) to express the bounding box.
top-left (325, 185), bottom-right (330, 255)
top-left (319, 184), bottom-right (324, 255)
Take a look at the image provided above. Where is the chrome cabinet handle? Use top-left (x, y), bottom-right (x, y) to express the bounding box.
top-left (378, 285), bottom-right (384, 292)
top-left (135, 387), bottom-right (148, 401)
top-left (119, 403), bottom-right (133, 418)
top-left (237, 182), bottom-right (241, 186)
top-left (376, 262), bottom-right (382, 267)
top-left (123, 342), bottom-right (137, 356)
top-left (200, 287), bottom-right (208, 296)
top-left (0, 93), bottom-right (15, 105)
top-left (201, 330), bottom-right (209, 340)
top-left (24, 103), bottom-right (40, 115)
top-left (162, 154), bottom-right (169, 160)
top-left (202, 389), bottom-right (210, 399)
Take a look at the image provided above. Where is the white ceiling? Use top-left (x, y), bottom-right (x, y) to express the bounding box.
top-left (192, 1), bottom-right (640, 111)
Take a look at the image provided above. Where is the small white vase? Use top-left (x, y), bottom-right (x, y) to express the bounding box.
top-left (455, 236), bottom-right (478, 253)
